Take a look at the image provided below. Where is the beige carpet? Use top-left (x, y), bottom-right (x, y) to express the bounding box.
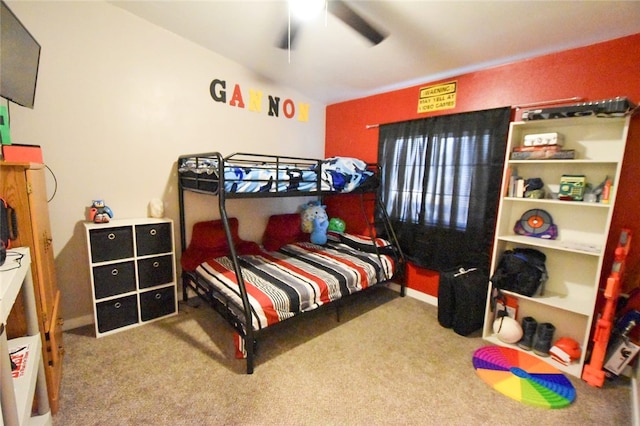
top-left (52, 287), bottom-right (631, 425)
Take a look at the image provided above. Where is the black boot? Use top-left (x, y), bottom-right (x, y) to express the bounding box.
top-left (518, 316), bottom-right (537, 350)
top-left (533, 322), bottom-right (555, 357)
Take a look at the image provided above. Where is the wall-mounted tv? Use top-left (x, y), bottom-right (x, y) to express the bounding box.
top-left (1, 0), bottom-right (41, 109)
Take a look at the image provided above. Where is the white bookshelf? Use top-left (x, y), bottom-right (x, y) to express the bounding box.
top-left (0, 247), bottom-right (51, 425)
top-left (482, 115), bottom-right (631, 379)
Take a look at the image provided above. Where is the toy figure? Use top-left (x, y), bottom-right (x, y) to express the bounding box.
top-left (328, 217), bottom-right (346, 233)
top-left (300, 201), bottom-right (328, 233)
top-left (310, 217), bottom-right (328, 245)
top-left (89, 200), bottom-right (113, 223)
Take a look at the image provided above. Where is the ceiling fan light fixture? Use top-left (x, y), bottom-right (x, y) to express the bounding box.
top-left (289, 0), bottom-right (326, 22)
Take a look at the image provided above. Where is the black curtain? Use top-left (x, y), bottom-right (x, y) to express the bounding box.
top-left (378, 107), bottom-right (511, 272)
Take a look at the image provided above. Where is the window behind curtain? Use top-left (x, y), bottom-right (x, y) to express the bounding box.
top-left (378, 107), bottom-right (511, 272)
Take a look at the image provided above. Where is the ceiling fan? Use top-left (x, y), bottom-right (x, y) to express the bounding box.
top-left (277, 0), bottom-right (387, 50)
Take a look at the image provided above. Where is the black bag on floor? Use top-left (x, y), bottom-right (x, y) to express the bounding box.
top-left (438, 267), bottom-right (489, 336)
top-left (438, 270), bottom-right (456, 329)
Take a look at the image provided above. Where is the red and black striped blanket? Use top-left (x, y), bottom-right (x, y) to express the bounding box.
top-left (193, 234), bottom-right (396, 332)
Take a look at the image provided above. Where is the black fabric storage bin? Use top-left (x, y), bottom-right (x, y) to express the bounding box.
top-left (92, 261), bottom-right (136, 299)
top-left (136, 223), bottom-right (172, 256)
top-left (137, 255), bottom-right (174, 289)
top-left (96, 294), bottom-right (138, 333)
top-left (140, 287), bottom-right (175, 322)
top-left (89, 226), bottom-right (134, 263)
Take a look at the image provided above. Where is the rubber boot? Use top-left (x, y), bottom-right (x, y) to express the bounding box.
top-left (533, 322), bottom-right (555, 357)
top-left (517, 316), bottom-right (537, 350)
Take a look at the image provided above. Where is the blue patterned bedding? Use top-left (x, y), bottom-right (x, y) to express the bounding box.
top-left (178, 153), bottom-right (376, 194)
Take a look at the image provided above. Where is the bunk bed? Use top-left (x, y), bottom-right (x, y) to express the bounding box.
top-left (177, 152), bottom-right (405, 373)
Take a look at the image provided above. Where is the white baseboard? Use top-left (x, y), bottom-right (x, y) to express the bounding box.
top-left (387, 282), bottom-right (438, 306)
top-left (62, 314), bottom-right (93, 331)
top-left (62, 285), bottom-right (438, 332)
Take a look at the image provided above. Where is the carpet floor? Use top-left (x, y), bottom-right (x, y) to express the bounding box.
top-left (52, 287), bottom-right (631, 425)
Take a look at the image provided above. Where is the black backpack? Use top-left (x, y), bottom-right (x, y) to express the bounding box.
top-left (490, 248), bottom-right (548, 297)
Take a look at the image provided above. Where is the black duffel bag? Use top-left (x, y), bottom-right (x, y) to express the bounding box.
top-left (490, 248), bottom-right (548, 297)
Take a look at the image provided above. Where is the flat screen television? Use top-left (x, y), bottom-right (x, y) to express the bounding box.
top-left (0, 0), bottom-right (41, 109)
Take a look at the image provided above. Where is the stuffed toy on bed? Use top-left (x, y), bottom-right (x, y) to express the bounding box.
top-left (328, 217), bottom-right (346, 233)
top-left (300, 201), bottom-right (328, 233)
top-left (310, 217), bottom-right (329, 245)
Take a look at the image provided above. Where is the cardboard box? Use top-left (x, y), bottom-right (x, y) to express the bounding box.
top-left (604, 337), bottom-right (640, 376)
top-left (523, 132), bottom-right (564, 147)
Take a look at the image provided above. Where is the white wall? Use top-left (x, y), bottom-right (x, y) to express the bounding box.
top-left (4, 1), bottom-right (326, 327)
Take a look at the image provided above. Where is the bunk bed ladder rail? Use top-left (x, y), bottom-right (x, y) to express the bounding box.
top-left (359, 192), bottom-right (407, 296)
top-left (177, 152), bottom-right (256, 373)
top-left (217, 163), bottom-right (257, 374)
top-left (178, 153), bottom-right (224, 302)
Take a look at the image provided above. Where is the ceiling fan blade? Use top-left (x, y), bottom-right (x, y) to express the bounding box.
top-left (277, 20), bottom-right (301, 50)
top-left (328, 0), bottom-right (387, 45)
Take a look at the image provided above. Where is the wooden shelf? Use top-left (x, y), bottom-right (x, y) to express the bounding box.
top-left (483, 334), bottom-right (584, 378)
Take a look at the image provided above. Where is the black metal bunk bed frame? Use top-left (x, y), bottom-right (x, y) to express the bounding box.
top-left (177, 152), bottom-right (405, 374)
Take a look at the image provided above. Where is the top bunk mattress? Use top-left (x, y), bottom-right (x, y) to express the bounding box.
top-left (178, 152), bottom-right (378, 196)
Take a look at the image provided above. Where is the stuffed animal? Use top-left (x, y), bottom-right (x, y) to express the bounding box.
top-left (89, 200), bottom-right (113, 223)
top-left (328, 217), bottom-right (346, 233)
top-left (310, 217), bottom-right (329, 245)
top-left (300, 201), bottom-right (328, 233)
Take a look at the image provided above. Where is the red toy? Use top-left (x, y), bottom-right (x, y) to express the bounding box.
top-left (582, 228), bottom-right (632, 387)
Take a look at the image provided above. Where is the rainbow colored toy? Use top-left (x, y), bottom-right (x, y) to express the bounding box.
top-left (473, 345), bottom-right (575, 409)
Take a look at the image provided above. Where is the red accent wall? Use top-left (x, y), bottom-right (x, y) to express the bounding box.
top-left (326, 33), bottom-right (640, 297)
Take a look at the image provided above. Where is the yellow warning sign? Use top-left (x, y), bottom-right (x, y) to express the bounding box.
top-left (418, 81), bottom-right (457, 113)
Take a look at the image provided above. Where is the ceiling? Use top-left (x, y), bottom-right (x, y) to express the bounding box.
top-left (111, 1), bottom-right (640, 105)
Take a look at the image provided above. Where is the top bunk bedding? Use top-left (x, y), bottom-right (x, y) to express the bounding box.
top-left (178, 152), bottom-right (379, 196)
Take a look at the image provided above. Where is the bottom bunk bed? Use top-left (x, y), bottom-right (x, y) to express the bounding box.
top-left (181, 214), bottom-right (404, 373)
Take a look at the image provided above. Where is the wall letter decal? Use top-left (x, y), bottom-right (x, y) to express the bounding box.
top-left (297, 103), bottom-right (310, 122)
top-left (210, 79), bottom-right (226, 103)
top-left (249, 90), bottom-right (263, 112)
top-left (268, 96), bottom-right (280, 117)
top-left (283, 99), bottom-right (295, 118)
top-left (229, 84), bottom-right (245, 108)
top-left (210, 78), bottom-right (310, 123)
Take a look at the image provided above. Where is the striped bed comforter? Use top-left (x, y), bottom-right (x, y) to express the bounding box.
top-left (193, 236), bottom-right (396, 332)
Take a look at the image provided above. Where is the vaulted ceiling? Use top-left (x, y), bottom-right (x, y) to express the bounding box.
top-left (111, 1), bottom-right (640, 104)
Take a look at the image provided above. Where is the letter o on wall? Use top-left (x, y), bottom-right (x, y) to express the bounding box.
top-left (283, 99), bottom-right (295, 118)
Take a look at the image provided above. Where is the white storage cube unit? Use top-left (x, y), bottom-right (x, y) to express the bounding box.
top-left (85, 218), bottom-right (178, 338)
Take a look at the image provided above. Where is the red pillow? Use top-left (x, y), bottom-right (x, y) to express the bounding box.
top-left (189, 218), bottom-right (240, 250)
top-left (181, 218), bottom-right (261, 271)
top-left (262, 213), bottom-right (304, 251)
